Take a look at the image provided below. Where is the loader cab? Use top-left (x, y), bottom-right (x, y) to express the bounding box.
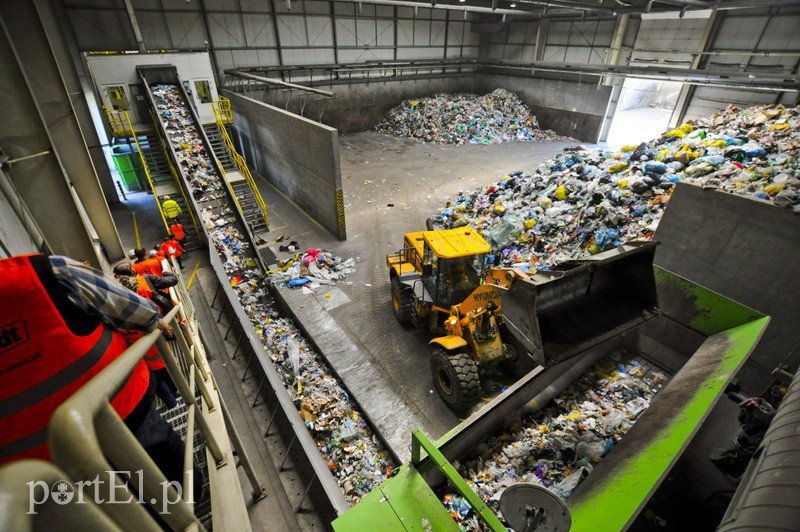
top-left (420, 228), bottom-right (490, 308)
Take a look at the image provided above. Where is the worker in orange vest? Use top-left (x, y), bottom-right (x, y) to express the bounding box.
top-left (0, 254), bottom-right (184, 483)
top-left (170, 218), bottom-right (186, 246)
top-left (113, 263), bottom-right (177, 315)
top-left (120, 329), bottom-right (178, 409)
top-left (160, 234), bottom-right (186, 270)
top-left (131, 247), bottom-right (163, 277)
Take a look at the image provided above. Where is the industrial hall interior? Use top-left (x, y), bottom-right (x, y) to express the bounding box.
top-left (1, 0), bottom-right (799, 530)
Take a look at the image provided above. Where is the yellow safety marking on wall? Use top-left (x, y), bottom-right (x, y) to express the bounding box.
top-left (186, 258), bottom-right (202, 290)
top-left (335, 189), bottom-right (347, 241)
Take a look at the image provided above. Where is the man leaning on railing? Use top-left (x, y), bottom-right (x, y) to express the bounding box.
top-left (0, 254), bottom-right (198, 497)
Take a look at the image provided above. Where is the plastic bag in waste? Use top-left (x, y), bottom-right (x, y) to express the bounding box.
top-left (287, 337), bottom-right (301, 376)
top-left (486, 213), bottom-right (522, 249)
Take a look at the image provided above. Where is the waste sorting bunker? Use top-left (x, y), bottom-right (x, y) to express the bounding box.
top-left (333, 240), bottom-right (769, 531)
top-left (135, 64), bottom-right (397, 518)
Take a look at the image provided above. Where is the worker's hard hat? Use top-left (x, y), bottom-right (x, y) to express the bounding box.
top-left (163, 195), bottom-right (170, 200)
top-left (148, 250), bottom-right (158, 257)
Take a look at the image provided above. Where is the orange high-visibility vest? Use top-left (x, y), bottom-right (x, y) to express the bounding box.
top-left (132, 258), bottom-right (163, 277)
top-left (170, 223), bottom-right (186, 242)
top-left (135, 275), bottom-right (153, 300)
top-left (0, 255), bottom-right (150, 463)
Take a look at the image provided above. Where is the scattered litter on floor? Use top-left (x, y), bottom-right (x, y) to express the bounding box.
top-left (376, 89), bottom-right (567, 145)
top-left (268, 248), bottom-right (356, 287)
top-left (151, 83), bottom-right (394, 505)
top-left (432, 103), bottom-right (800, 270)
top-left (439, 353), bottom-right (670, 530)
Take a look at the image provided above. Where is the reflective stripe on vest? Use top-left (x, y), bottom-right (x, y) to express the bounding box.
top-left (0, 255), bottom-right (151, 463)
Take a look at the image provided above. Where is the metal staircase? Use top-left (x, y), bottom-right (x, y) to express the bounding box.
top-left (232, 179), bottom-right (269, 235)
top-left (204, 123), bottom-right (236, 173)
top-left (104, 108), bottom-right (205, 251)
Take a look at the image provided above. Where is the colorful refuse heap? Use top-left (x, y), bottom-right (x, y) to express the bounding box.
top-left (268, 248), bottom-right (356, 288)
top-left (440, 353), bottom-right (670, 530)
top-left (376, 88), bottom-right (564, 145)
top-left (433, 103), bottom-right (800, 270)
top-left (152, 84), bottom-right (394, 505)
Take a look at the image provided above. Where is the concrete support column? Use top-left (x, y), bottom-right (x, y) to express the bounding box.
top-left (0, 0), bottom-right (125, 266)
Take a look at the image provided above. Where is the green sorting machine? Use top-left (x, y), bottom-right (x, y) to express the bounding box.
top-left (333, 239), bottom-right (768, 531)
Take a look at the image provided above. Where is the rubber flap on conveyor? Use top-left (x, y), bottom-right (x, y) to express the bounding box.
top-left (501, 241), bottom-right (659, 366)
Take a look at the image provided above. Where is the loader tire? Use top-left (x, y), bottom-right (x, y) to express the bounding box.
top-left (431, 348), bottom-right (480, 411)
top-left (391, 276), bottom-right (413, 325)
top-left (501, 342), bottom-right (537, 379)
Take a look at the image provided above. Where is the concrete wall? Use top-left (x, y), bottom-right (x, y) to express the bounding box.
top-left (475, 73), bottom-right (613, 142)
top-left (654, 183), bottom-right (800, 389)
top-left (225, 90), bottom-right (345, 240)
top-left (286, 76), bottom-right (476, 135)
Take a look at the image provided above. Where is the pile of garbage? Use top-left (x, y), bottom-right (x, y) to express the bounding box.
top-left (433, 103), bottom-right (800, 269)
top-left (376, 89), bottom-right (564, 145)
top-left (268, 248), bottom-right (356, 288)
top-left (440, 353), bottom-right (670, 529)
top-left (152, 84), bottom-right (394, 505)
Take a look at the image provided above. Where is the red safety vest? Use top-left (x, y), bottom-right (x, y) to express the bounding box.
top-left (122, 330), bottom-right (166, 371)
top-left (0, 255), bottom-right (150, 463)
top-left (170, 223), bottom-right (186, 242)
top-left (160, 239), bottom-right (184, 258)
top-left (132, 258), bottom-right (163, 277)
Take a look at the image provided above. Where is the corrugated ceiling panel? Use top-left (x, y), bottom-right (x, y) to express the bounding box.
top-left (336, 19), bottom-right (357, 46)
top-left (396, 19), bottom-right (413, 46)
top-left (164, 12), bottom-right (207, 48)
top-left (204, 0), bottom-right (239, 11)
top-left (277, 15), bottom-right (308, 47)
top-left (136, 12), bottom-right (173, 49)
top-left (712, 15), bottom-right (768, 50)
top-left (208, 13), bottom-right (246, 48)
top-left (304, 1), bottom-right (331, 16)
top-left (377, 20), bottom-right (394, 46)
top-left (307, 16), bottom-right (334, 47)
top-left (431, 21), bottom-right (446, 47)
top-left (239, 0), bottom-right (272, 13)
top-left (242, 14), bottom-right (277, 47)
top-left (396, 46), bottom-right (445, 60)
top-left (356, 18), bottom-right (377, 45)
top-left (66, 8), bottom-right (134, 50)
top-left (282, 47), bottom-right (334, 64)
top-left (414, 19), bottom-right (431, 46)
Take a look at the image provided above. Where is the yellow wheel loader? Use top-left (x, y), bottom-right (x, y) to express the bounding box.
top-left (386, 226), bottom-right (533, 411)
top-left (387, 225), bottom-right (660, 412)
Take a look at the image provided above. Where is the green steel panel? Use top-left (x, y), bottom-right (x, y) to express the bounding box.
top-left (654, 267), bottom-right (765, 336)
top-left (568, 316), bottom-right (769, 531)
top-left (332, 465), bottom-right (459, 532)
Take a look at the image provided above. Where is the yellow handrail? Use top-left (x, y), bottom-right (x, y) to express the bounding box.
top-left (212, 100), bottom-right (269, 229)
top-left (104, 109), bottom-right (170, 232)
top-left (217, 95), bottom-right (233, 123)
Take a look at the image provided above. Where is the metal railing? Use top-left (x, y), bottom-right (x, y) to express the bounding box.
top-left (103, 108), bottom-right (169, 232)
top-left (211, 99), bottom-right (269, 229)
top-left (410, 428), bottom-right (505, 531)
top-left (216, 96), bottom-right (233, 123)
top-left (0, 258), bottom-right (263, 531)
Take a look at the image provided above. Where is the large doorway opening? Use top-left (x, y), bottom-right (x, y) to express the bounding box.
top-left (606, 78), bottom-right (683, 148)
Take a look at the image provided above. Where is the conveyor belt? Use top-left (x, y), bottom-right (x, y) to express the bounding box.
top-left (135, 65), bottom-right (395, 515)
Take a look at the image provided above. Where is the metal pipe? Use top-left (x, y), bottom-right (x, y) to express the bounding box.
top-left (183, 370), bottom-right (196, 507)
top-left (226, 70), bottom-right (335, 97)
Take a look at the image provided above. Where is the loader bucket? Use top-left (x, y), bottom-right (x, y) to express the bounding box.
top-left (501, 241), bottom-right (659, 366)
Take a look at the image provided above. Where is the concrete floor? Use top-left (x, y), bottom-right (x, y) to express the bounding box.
top-left (257, 132), bottom-right (577, 443)
top-left (109, 130), bottom-right (748, 529)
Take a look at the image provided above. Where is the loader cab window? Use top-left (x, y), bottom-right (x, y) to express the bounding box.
top-left (438, 254), bottom-right (486, 307)
top-left (422, 243), bottom-right (438, 301)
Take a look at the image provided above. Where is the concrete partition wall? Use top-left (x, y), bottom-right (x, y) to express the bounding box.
top-left (475, 74), bottom-right (613, 143)
top-left (224, 90), bottom-right (346, 240)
